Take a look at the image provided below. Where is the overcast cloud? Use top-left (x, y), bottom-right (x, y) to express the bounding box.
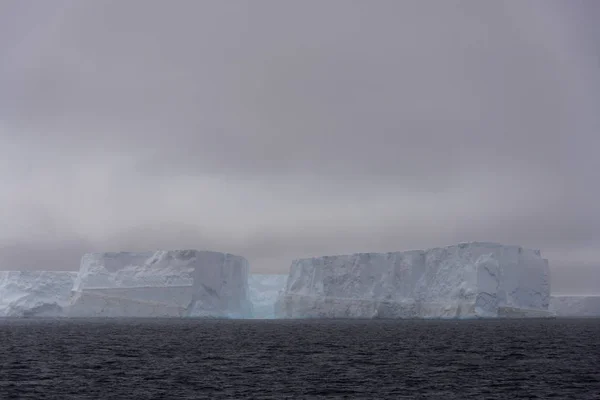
top-left (0, 0), bottom-right (598, 292)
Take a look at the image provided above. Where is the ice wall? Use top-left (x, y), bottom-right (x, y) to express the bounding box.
top-left (248, 274), bottom-right (287, 318)
top-left (68, 250), bottom-right (252, 318)
top-left (0, 271), bottom-right (77, 317)
top-left (550, 295), bottom-right (600, 317)
top-left (276, 242), bottom-right (552, 319)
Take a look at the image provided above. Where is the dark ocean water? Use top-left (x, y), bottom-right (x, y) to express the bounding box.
top-left (0, 319), bottom-right (599, 399)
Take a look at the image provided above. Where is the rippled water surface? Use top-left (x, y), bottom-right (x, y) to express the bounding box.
top-left (0, 318), bottom-right (599, 399)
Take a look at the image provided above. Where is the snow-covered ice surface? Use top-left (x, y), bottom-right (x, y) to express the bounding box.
top-left (550, 295), bottom-right (600, 317)
top-left (0, 271), bottom-right (77, 317)
top-left (248, 274), bottom-right (287, 318)
top-left (276, 242), bottom-right (552, 319)
top-left (68, 250), bottom-right (252, 318)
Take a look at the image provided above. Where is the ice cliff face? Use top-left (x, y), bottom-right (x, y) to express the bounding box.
top-left (550, 295), bottom-right (600, 317)
top-left (0, 243), bottom-right (560, 319)
top-left (0, 271), bottom-right (77, 317)
top-left (248, 274), bottom-right (287, 319)
top-left (68, 250), bottom-right (252, 318)
top-left (276, 242), bottom-right (552, 319)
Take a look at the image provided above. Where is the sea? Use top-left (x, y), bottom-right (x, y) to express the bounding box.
top-left (0, 318), bottom-right (598, 399)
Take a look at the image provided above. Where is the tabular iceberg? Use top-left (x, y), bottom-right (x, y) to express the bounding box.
top-left (68, 250), bottom-right (252, 318)
top-left (0, 271), bottom-right (77, 317)
top-left (550, 295), bottom-right (600, 317)
top-left (248, 274), bottom-right (287, 318)
top-left (276, 242), bottom-right (552, 319)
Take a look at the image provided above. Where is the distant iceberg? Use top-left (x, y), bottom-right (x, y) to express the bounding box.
top-left (68, 250), bottom-right (252, 318)
top-left (248, 274), bottom-right (287, 318)
top-left (276, 242), bottom-right (553, 319)
top-left (0, 242), bottom-right (565, 319)
top-left (550, 295), bottom-right (600, 317)
top-left (0, 271), bottom-right (76, 317)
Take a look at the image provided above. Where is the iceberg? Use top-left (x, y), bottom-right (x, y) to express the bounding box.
top-left (0, 271), bottom-right (77, 317)
top-left (248, 274), bottom-right (287, 318)
top-left (276, 242), bottom-right (552, 319)
top-left (68, 250), bottom-right (252, 318)
top-left (550, 295), bottom-right (600, 317)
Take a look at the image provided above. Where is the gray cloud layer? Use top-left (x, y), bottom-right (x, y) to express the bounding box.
top-left (1, 0), bottom-right (599, 292)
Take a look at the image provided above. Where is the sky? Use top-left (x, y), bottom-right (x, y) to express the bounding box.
top-left (0, 0), bottom-right (598, 293)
